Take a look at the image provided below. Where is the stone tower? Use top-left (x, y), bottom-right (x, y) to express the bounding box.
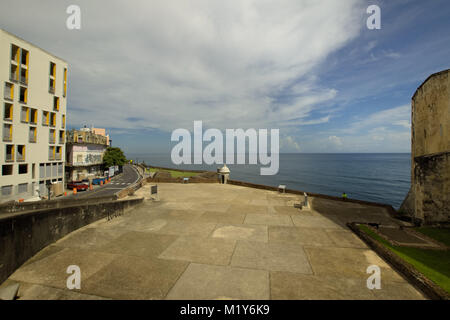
top-left (401, 69), bottom-right (450, 225)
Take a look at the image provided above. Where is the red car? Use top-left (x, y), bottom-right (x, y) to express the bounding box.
top-left (67, 181), bottom-right (89, 191)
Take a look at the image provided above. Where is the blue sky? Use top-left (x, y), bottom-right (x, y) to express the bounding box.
top-left (1, 0), bottom-right (449, 154)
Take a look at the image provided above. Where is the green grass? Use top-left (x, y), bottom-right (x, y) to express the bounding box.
top-left (415, 227), bottom-right (450, 247)
top-left (147, 167), bottom-right (200, 178)
top-left (359, 225), bottom-right (450, 294)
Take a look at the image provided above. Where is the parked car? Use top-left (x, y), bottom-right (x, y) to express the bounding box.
top-left (67, 181), bottom-right (89, 191)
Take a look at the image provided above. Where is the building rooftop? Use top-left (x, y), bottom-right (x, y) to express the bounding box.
top-left (2, 183), bottom-right (424, 299)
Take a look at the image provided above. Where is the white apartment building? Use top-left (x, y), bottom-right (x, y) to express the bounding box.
top-left (0, 29), bottom-right (68, 203)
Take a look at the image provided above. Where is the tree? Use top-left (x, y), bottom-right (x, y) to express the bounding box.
top-left (102, 147), bottom-right (127, 168)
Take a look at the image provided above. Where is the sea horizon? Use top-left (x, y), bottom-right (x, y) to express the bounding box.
top-left (127, 152), bottom-right (411, 209)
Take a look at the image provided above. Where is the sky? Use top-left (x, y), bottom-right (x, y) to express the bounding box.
top-left (1, 0), bottom-right (449, 154)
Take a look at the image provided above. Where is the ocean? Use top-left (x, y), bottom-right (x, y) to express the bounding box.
top-left (127, 153), bottom-right (411, 209)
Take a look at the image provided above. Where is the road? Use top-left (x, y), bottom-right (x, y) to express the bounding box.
top-left (69, 164), bottom-right (141, 199)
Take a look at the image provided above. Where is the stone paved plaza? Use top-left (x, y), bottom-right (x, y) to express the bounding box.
top-left (3, 183), bottom-right (426, 299)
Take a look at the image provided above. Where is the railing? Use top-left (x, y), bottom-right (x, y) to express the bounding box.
top-left (49, 137), bottom-right (55, 144)
top-left (56, 154), bottom-right (62, 160)
top-left (29, 132), bottom-right (36, 143)
top-left (49, 87), bottom-right (55, 94)
top-left (20, 76), bottom-right (27, 85)
top-left (17, 154), bottom-right (25, 162)
top-left (5, 153), bottom-right (13, 162)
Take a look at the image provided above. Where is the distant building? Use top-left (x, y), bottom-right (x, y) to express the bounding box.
top-left (0, 29), bottom-right (68, 202)
top-left (65, 128), bottom-right (109, 182)
top-left (400, 69), bottom-right (450, 225)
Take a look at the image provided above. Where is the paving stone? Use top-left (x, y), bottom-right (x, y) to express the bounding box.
top-left (244, 213), bottom-right (293, 226)
top-left (166, 263), bottom-right (269, 300)
top-left (159, 236), bottom-right (236, 265)
top-left (148, 220), bottom-right (217, 237)
top-left (270, 272), bottom-right (376, 300)
top-left (227, 204), bottom-right (268, 215)
top-left (99, 231), bottom-right (178, 258)
top-left (231, 241), bottom-right (312, 273)
top-left (212, 224), bottom-right (268, 242)
top-left (291, 215), bottom-right (345, 229)
top-left (305, 247), bottom-right (405, 282)
top-left (371, 281), bottom-right (426, 300)
top-left (273, 206), bottom-right (301, 215)
top-left (268, 226), bottom-right (334, 246)
top-left (53, 227), bottom-right (127, 250)
top-left (9, 248), bottom-right (117, 289)
top-left (197, 211), bottom-right (246, 224)
top-left (14, 282), bottom-right (110, 300)
top-left (81, 255), bottom-right (188, 299)
top-left (325, 229), bottom-right (368, 248)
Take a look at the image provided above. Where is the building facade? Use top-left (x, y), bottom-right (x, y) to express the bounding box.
top-left (0, 29), bottom-right (67, 202)
top-left (401, 69), bottom-right (450, 225)
top-left (66, 128), bottom-right (108, 182)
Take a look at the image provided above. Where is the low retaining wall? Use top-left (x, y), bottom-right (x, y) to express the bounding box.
top-left (0, 195), bottom-right (118, 215)
top-left (0, 197), bottom-right (144, 285)
top-left (227, 179), bottom-right (398, 215)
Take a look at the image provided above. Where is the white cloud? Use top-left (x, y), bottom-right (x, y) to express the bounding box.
top-left (281, 135), bottom-right (301, 152)
top-left (0, 0), bottom-right (363, 132)
top-left (328, 135), bottom-right (343, 146)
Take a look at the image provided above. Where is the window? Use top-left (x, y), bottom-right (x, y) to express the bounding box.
top-left (30, 108), bottom-right (37, 124)
top-left (49, 146), bottom-right (55, 160)
top-left (3, 123), bottom-right (12, 142)
top-left (10, 64), bottom-right (18, 82)
top-left (50, 62), bottom-right (56, 77)
top-left (54, 96), bottom-right (60, 111)
top-left (18, 183), bottom-right (28, 194)
top-left (39, 164), bottom-right (45, 178)
top-left (2, 165), bottom-right (13, 176)
top-left (49, 129), bottom-right (56, 144)
top-left (11, 44), bottom-right (19, 63)
top-left (49, 62), bottom-right (56, 94)
top-left (19, 86), bottom-right (27, 103)
top-left (62, 114), bottom-right (66, 128)
top-left (5, 145), bottom-right (14, 162)
top-left (50, 112), bottom-right (56, 127)
top-left (63, 68), bottom-right (67, 97)
top-left (56, 146), bottom-right (62, 160)
top-left (20, 67), bottom-right (28, 85)
top-left (21, 106), bottom-right (29, 122)
top-left (17, 145), bottom-right (25, 161)
top-left (1, 185), bottom-right (13, 196)
top-left (4, 82), bottom-right (14, 101)
top-left (59, 130), bottom-right (65, 144)
top-left (3, 103), bottom-right (13, 121)
top-left (19, 164), bottom-right (28, 174)
top-left (42, 111), bottom-right (49, 126)
top-left (20, 49), bottom-right (29, 66)
top-left (29, 126), bottom-right (37, 143)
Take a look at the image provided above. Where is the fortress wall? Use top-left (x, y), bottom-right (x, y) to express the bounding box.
top-left (411, 69), bottom-right (450, 225)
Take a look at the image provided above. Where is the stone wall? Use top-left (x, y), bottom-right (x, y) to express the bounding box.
top-left (0, 197), bottom-right (143, 284)
top-left (410, 69), bottom-right (450, 225)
